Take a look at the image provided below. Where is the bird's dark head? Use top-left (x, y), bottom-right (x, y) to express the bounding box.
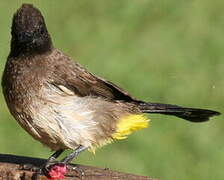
top-left (10, 4), bottom-right (52, 57)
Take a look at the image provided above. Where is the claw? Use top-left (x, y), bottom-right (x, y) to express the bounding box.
top-left (19, 163), bottom-right (39, 171)
top-left (68, 165), bottom-right (85, 177)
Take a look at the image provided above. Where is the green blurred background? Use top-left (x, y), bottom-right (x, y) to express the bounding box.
top-left (0, 0), bottom-right (223, 180)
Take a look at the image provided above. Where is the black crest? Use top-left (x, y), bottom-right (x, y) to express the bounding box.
top-left (10, 4), bottom-right (52, 57)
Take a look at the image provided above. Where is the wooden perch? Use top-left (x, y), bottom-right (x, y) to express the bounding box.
top-left (0, 154), bottom-right (158, 180)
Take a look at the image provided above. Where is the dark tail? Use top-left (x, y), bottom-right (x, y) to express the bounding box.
top-left (138, 102), bottom-right (220, 122)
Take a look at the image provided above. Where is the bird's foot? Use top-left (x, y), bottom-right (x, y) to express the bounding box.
top-left (66, 164), bottom-right (85, 178)
top-left (19, 163), bottom-right (40, 172)
top-left (43, 163), bottom-right (85, 179)
top-left (20, 162), bottom-right (84, 179)
top-left (19, 163), bottom-right (60, 179)
top-left (20, 161), bottom-right (67, 179)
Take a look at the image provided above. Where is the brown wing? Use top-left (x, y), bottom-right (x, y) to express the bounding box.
top-left (49, 50), bottom-right (139, 102)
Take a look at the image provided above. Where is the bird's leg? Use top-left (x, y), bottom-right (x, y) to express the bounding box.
top-left (41, 149), bottom-right (64, 175)
top-left (46, 149), bottom-right (64, 165)
top-left (45, 146), bottom-right (87, 179)
top-left (62, 145), bottom-right (87, 164)
top-left (20, 149), bottom-right (64, 173)
top-left (62, 145), bottom-right (87, 177)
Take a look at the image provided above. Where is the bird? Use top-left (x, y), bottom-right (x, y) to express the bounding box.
top-left (2, 3), bottom-right (220, 179)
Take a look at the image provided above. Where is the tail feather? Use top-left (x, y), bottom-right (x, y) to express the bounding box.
top-left (138, 102), bottom-right (220, 122)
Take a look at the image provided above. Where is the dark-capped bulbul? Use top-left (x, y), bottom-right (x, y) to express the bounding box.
top-left (2, 4), bottom-right (220, 179)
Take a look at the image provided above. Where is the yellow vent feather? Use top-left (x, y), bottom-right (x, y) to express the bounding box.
top-left (89, 114), bottom-right (150, 153)
top-left (112, 114), bottom-right (150, 140)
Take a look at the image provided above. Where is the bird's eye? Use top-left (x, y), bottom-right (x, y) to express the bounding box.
top-left (38, 23), bottom-right (45, 35)
top-left (38, 26), bottom-right (46, 36)
top-left (40, 29), bottom-right (44, 34)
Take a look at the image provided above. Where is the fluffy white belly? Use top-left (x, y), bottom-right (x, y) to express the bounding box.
top-left (14, 83), bottom-right (121, 151)
top-left (30, 96), bottom-right (102, 150)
